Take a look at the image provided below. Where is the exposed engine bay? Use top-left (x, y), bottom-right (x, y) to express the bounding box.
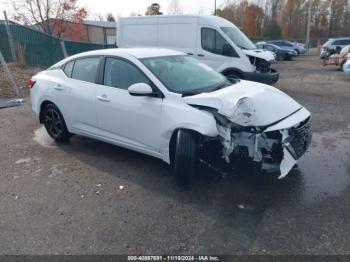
top-left (247, 55), bottom-right (272, 74)
top-left (196, 106), bottom-right (312, 179)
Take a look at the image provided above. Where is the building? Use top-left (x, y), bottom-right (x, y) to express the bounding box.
top-left (32, 19), bottom-right (117, 45)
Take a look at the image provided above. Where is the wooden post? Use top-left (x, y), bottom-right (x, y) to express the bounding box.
top-left (3, 11), bottom-right (18, 63)
top-left (0, 51), bottom-right (20, 97)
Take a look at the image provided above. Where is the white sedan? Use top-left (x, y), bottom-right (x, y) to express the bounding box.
top-left (30, 48), bottom-right (312, 184)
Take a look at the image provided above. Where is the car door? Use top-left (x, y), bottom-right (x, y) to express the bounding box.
top-left (196, 27), bottom-right (239, 70)
top-left (64, 56), bottom-right (100, 135)
top-left (95, 56), bottom-right (163, 154)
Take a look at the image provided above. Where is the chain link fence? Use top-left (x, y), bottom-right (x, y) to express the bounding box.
top-left (0, 21), bottom-right (115, 68)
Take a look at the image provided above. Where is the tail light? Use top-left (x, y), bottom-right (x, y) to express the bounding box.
top-left (28, 79), bottom-right (36, 89)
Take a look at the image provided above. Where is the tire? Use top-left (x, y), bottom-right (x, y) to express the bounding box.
top-left (224, 71), bottom-right (242, 82)
top-left (43, 103), bottom-right (71, 142)
top-left (277, 53), bottom-right (282, 61)
top-left (278, 53), bottom-right (285, 61)
top-left (173, 130), bottom-right (198, 185)
top-left (295, 49), bottom-right (300, 55)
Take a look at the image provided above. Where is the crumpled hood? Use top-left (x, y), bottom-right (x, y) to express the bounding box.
top-left (183, 80), bottom-right (302, 127)
top-left (243, 49), bottom-right (275, 62)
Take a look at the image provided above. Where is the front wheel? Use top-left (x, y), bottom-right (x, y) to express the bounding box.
top-left (279, 53), bottom-right (286, 61)
top-left (43, 103), bottom-right (71, 142)
top-left (173, 130), bottom-right (199, 185)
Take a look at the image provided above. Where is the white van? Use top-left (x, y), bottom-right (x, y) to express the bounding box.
top-left (117, 15), bottom-right (279, 85)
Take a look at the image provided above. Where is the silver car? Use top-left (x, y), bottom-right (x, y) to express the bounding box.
top-left (320, 38), bottom-right (350, 59)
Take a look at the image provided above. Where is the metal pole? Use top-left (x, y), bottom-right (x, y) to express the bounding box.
top-left (214, 0), bottom-right (217, 15)
top-left (3, 11), bottom-right (18, 63)
top-left (60, 41), bottom-right (68, 58)
top-left (305, 0), bottom-right (312, 53)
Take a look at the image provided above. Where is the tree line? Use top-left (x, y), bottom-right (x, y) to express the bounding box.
top-left (216, 0), bottom-right (350, 41)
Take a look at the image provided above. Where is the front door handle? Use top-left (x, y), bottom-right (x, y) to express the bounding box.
top-left (97, 95), bottom-right (111, 102)
top-left (54, 84), bottom-right (64, 91)
top-left (197, 54), bottom-right (205, 57)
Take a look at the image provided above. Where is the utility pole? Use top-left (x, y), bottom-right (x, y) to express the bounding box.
top-left (214, 0), bottom-right (217, 15)
top-left (305, 0), bottom-right (312, 53)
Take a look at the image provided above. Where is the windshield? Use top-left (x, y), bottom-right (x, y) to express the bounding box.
top-left (221, 27), bottom-right (256, 50)
top-left (141, 56), bottom-right (231, 95)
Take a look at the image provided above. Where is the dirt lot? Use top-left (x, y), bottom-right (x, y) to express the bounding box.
top-left (0, 63), bottom-right (41, 99)
top-left (0, 51), bottom-right (350, 255)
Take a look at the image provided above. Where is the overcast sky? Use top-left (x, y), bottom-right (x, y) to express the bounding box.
top-left (0, 0), bottom-right (226, 20)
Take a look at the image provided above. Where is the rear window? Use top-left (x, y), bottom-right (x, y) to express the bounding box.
top-left (63, 60), bottom-right (74, 77)
top-left (72, 57), bottom-right (100, 83)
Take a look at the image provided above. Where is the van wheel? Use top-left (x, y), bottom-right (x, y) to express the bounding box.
top-left (43, 103), bottom-right (71, 142)
top-left (224, 72), bottom-right (242, 81)
top-left (173, 130), bottom-right (199, 185)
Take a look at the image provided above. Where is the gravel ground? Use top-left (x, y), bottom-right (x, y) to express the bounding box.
top-left (0, 63), bottom-right (41, 99)
top-left (0, 51), bottom-right (349, 255)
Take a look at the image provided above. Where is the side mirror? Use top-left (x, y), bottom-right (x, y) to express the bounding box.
top-left (128, 83), bottom-right (154, 96)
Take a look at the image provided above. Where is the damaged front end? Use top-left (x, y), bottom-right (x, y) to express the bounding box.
top-left (197, 104), bottom-right (312, 179)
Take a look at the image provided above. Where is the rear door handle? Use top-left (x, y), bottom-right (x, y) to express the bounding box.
top-left (97, 95), bottom-right (111, 102)
top-left (197, 54), bottom-right (205, 57)
top-left (54, 84), bottom-right (64, 91)
top-left (187, 52), bottom-right (194, 56)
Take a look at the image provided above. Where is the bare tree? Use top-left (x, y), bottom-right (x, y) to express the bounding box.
top-left (145, 3), bottom-right (163, 15)
top-left (130, 11), bottom-right (142, 16)
top-left (167, 0), bottom-right (184, 15)
top-left (9, 0), bottom-right (87, 36)
top-left (106, 13), bottom-right (116, 22)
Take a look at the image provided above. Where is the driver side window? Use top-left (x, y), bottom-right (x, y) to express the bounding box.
top-left (103, 58), bottom-right (151, 90)
top-left (201, 28), bottom-right (238, 57)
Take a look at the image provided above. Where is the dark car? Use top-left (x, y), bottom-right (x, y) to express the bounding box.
top-left (256, 43), bottom-right (297, 61)
top-left (267, 40), bottom-right (306, 55)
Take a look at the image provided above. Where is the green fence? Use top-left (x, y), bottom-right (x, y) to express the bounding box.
top-left (0, 21), bottom-right (115, 68)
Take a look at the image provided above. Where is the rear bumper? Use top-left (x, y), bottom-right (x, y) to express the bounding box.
top-left (243, 68), bottom-right (279, 85)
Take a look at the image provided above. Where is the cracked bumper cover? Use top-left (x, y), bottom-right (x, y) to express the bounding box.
top-left (217, 107), bottom-right (312, 178)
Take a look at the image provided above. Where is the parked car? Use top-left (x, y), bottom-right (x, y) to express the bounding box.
top-left (30, 48), bottom-right (312, 185)
top-left (342, 57), bottom-right (350, 76)
top-left (268, 40), bottom-right (306, 55)
top-left (320, 37), bottom-right (350, 59)
top-left (117, 15), bottom-right (279, 85)
top-left (322, 45), bottom-right (350, 69)
top-left (256, 42), bottom-right (297, 61)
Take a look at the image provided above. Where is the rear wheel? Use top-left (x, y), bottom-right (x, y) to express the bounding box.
top-left (43, 103), bottom-right (71, 142)
top-left (173, 130), bottom-right (199, 185)
top-left (279, 53), bottom-right (286, 61)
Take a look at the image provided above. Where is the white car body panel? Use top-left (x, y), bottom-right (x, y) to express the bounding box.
top-left (183, 80), bottom-right (301, 127)
top-left (31, 48), bottom-right (311, 178)
top-left (118, 15), bottom-right (254, 73)
top-left (242, 49), bottom-right (276, 63)
top-left (343, 58), bottom-right (350, 76)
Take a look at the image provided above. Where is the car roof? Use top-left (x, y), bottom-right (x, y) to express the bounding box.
top-left (331, 37), bottom-right (350, 41)
top-left (50, 48), bottom-right (184, 68)
top-left (71, 48), bottom-right (183, 59)
top-left (121, 15), bottom-right (237, 28)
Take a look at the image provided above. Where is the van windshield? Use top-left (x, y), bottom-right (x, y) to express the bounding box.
top-left (141, 56), bottom-right (232, 95)
top-left (221, 27), bottom-right (256, 50)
